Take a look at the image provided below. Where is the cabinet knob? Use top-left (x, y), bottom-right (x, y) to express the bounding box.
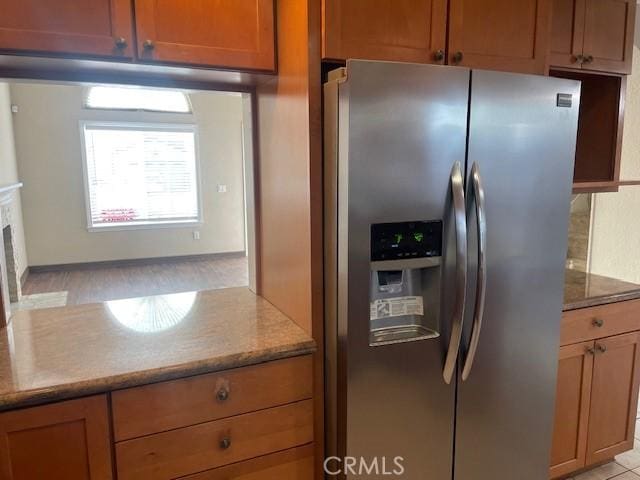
top-left (584, 55), bottom-right (594, 64)
top-left (143, 40), bottom-right (155, 51)
top-left (433, 50), bottom-right (445, 63)
top-left (219, 437), bottom-right (232, 450)
top-left (452, 51), bottom-right (464, 65)
top-left (216, 387), bottom-right (229, 402)
top-left (573, 54), bottom-right (585, 64)
top-left (586, 346), bottom-right (595, 355)
top-left (596, 344), bottom-right (607, 353)
top-left (592, 318), bottom-right (604, 328)
top-left (114, 37), bottom-right (128, 49)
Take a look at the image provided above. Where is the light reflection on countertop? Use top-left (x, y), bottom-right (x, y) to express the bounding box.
top-left (0, 287), bottom-right (315, 411)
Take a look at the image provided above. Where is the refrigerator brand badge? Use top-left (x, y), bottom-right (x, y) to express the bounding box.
top-left (370, 296), bottom-right (424, 320)
top-left (557, 93), bottom-right (573, 108)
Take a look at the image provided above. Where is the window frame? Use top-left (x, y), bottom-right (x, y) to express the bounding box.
top-left (79, 120), bottom-right (203, 232)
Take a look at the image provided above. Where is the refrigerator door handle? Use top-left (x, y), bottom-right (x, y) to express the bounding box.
top-left (443, 161), bottom-right (467, 384)
top-left (461, 162), bottom-right (487, 381)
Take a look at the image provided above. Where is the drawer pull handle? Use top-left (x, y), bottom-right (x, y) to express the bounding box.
top-left (220, 437), bottom-right (232, 450)
top-left (593, 318), bottom-right (604, 328)
top-left (143, 39), bottom-right (155, 51)
top-left (216, 388), bottom-right (229, 402)
top-left (586, 346), bottom-right (595, 355)
top-left (596, 344), bottom-right (607, 353)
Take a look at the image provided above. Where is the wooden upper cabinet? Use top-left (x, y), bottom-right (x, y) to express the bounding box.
top-left (549, 341), bottom-right (594, 479)
top-left (586, 331), bottom-right (640, 465)
top-left (0, 395), bottom-right (113, 480)
top-left (0, 0), bottom-right (133, 59)
top-left (448, 0), bottom-right (552, 74)
top-left (550, 0), bottom-right (635, 74)
top-left (134, 0), bottom-right (275, 71)
top-left (322, 0), bottom-right (448, 64)
top-left (583, 0), bottom-right (635, 74)
top-left (550, 0), bottom-right (585, 68)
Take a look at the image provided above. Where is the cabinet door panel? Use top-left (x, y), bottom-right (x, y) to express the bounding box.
top-left (322, 0), bottom-right (448, 64)
top-left (0, 395), bottom-right (113, 480)
top-left (0, 0), bottom-right (133, 58)
top-left (550, 0), bottom-right (585, 68)
top-left (583, 0), bottom-right (635, 74)
top-left (134, 0), bottom-right (275, 71)
top-left (448, 0), bottom-right (552, 74)
top-left (549, 341), bottom-right (594, 479)
top-left (587, 331), bottom-right (640, 464)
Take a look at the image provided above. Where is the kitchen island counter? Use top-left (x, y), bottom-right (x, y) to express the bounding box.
top-left (0, 287), bottom-right (315, 411)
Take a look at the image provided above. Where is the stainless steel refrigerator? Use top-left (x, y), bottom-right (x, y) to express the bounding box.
top-left (324, 60), bottom-right (580, 479)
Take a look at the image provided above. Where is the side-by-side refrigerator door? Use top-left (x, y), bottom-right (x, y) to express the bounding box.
top-left (326, 59), bottom-right (470, 480)
top-left (454, 70), bottom-right (580, 480)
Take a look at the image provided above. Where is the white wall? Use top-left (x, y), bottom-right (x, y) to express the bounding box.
top-left (0, 83), bottom-right (28, 278)
top-left (589, 13), bottom-right (640, 283)
top-left (10, 83), bottom-right (246, 266)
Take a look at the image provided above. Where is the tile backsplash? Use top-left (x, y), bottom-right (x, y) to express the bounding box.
top-left (567, 194), bottom-right (591, 271)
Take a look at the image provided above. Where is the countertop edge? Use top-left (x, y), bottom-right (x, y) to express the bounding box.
top-left (0, 340), bottom-right (316, 413)
top-left (563, 290), bottom-right (640, 311)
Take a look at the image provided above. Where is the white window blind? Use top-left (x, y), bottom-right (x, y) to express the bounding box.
top-left (81, 123), bottom-right (200, 230)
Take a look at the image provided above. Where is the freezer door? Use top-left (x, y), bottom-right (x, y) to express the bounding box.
top-left (327, 60), bottom-right (470, 480)
top-left (454, 70), bottom-right (580, 480)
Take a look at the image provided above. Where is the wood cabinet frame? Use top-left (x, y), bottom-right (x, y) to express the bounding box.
top-left (550, 341), bottom-right (594, 479)
top-left (586, 331), bottom-right (640, 464)
top-left (551, 0), bottom-right (636, 74)
top-left (0, 395), bottom-right (113, 480)
top-left (0, 0), bottom-right (133, 59)
top-left (133, 0), bottom-right (276, 71)
top-left (322, 0), bottom-right (448, 64)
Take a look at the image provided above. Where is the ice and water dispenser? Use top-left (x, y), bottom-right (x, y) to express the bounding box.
top-left (369, 221), bottom-right (443, 346)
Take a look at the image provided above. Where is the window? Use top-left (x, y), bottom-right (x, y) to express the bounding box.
top-left (81, 122), bottom-right (201, 231)
top-left (85, 86), bottom-right (192, 113)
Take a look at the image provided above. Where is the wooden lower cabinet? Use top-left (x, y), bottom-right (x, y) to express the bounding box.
top-left (180, 445), bottom-right (314, 480)
top-left (586, 331), bottom-right (640, 464)
top-left (550, 341), bottom-right (594, 479)
top-left (0, 395), bottom-right (113, 480)
top-left (550, 328), bottom-right (640, 478)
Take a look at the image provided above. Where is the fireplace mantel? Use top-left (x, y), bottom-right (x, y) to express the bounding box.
top-left (0, 183), bottom-right (22, 206)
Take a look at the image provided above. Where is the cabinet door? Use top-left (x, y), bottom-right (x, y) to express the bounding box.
top-left (582, 0), bottom-right (635, 74)
top-left (586, 331), bottom-right (640, 465)
top-left (549, 341), bottom-right (594, 479)
top-left (0, 395), bottom-right (113, 480)
top-left (448, 0), bottom-right (552, 74)
top-left (0, 0), bottom-right (133, 59)
top-left (322, 0), bottom-right (448, 64)
top-left (550, 0), bottom-right (586, 68)
top-left (134, 0), bottom-right (275, 71)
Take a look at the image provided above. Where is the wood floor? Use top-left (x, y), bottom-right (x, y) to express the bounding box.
top-left (22, 255), bottom-right (249, 306)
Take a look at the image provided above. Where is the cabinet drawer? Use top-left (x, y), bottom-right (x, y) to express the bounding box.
top-left (112, 355), bottom-right (313, 441)
top-left (180, 445), bottom-right (313, 479)
top-left (561, 299), bottom-right (640, 346)
top-left (115, 400), bottom-right (313, 480)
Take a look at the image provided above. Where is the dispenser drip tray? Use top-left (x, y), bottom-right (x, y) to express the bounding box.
top-left (370, 324), bottom-right (439, 347)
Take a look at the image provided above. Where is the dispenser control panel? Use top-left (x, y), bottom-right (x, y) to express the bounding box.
top-left (371, 221), bottom-right (442, 261)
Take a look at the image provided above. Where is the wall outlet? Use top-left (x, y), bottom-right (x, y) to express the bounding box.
top-left (217, 184), bottom-right (227, 193)
top-left (193, 231), bottom-right (200, 240)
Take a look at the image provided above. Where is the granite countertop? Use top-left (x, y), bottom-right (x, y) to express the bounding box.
top-left (564, 269), bottom-right (640, 311)
top-left (0, 287), bottom-right (315, 411)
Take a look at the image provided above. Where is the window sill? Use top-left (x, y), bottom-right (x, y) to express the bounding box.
top-left (87, 220), bottom-right (203, 232)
